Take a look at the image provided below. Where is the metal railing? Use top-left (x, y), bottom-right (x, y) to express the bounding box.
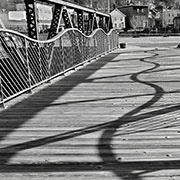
top-left (0, 28), bottom-right (119, 105)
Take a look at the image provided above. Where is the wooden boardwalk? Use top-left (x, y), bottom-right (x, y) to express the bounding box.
top-left (1, 37), bottom-right (180, 180)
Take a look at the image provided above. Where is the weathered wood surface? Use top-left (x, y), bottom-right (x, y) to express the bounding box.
top-left (1, 36), bottom-right (180, 180)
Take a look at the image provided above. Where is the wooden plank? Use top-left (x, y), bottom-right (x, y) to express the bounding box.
top-left (1, 37), bottom-right (180, 179)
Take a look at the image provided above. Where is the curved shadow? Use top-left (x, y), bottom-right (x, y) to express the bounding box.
top-left (98, 51), bottom-right (169, 179)
top-left (1, 49), bottom-right (180, 179)
top-left (0, 52), bottom-right (120, 164)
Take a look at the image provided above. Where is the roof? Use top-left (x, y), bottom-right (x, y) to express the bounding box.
top-left (119, 5), bottom-right (148, 9)
top-left (174, 16), bottom-right (180, 19)
top-left (110, 8), bottom-right (126, 17)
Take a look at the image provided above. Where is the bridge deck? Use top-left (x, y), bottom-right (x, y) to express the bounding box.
top-left (1, 37), bottom-right (180, 180)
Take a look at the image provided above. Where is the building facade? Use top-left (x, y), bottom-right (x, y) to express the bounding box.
top-left (173, 16), bottom-right (180, 32)
top-left (162, 9), bottom-right (180, 28)
top-left (126, 0), bottom-right (153, 6)
top-left (119, 5), bottom-right (149, 31)
top-left (110, 8), bottom-right (126, 30)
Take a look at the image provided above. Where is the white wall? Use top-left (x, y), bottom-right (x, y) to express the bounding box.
top-left (110, 9), bottom-right (126, 29)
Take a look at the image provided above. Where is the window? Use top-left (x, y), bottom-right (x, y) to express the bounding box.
top-left (122, 22), bottom-right (124, 27)
top-left (145, 21), bottom-right (148, 27)
top-left (141, 9), bottom-right (144, 13)
top-left (137, 8), bottom-right (140, 13)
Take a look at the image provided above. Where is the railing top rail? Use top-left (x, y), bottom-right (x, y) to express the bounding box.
top-left (0, 26), bottom-right (118, 106)
top-left (0, 28), bottom-right (117, 43)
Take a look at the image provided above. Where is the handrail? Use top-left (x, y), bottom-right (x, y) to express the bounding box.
top-left (0, 28), bottom-right (115, 43)
top-left (0, 28), bottom-right (119, 106)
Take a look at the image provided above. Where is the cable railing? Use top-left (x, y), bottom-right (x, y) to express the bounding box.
top-left (0, 28), bottom-right (119, 106)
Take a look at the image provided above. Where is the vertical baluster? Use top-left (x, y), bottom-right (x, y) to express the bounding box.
top-left (25, 39), bottom-right (32, 93)
top-left (100, 33), bottom-right (102, 54)
top-left (46, 43), bottom-right (51, 82)
top-left (0, 57), bottom-right (5, 108)
top-left (45, 43), bottom-right (49, 80)
top-left (87, 36), bottom-right (90, 60)
top-left (82, 36), bottom-right (86, 61)
top-left (107, 33), bottom-right (110, 52)
top-left (72, 32), bottom-right (76, 67)
top-left (38, 43), bottom-right (43, 81)
top-left (78, 33), bottom-right (83, 63)
top-left (46, 42), bottom-right (55, 82)
top-left (81, 35), bottom-right (85, 62)
top-left (59, 37), bottom-right (65, 72)
top-left (93, 35), bottom-right (97, 57)
top-left (88, 36), bottom-right (91, 59)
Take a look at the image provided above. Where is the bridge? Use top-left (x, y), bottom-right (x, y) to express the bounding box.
top-left (24, 0), bottom-right (112, 39)
top-left (1, 1), bottom-right (180, 180)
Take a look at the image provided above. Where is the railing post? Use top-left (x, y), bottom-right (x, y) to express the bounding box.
top-left (82, 36), bottom-right (86, 61)
top-left (25, 39), bottom-right (32, 93)
top-left (59, 37), bottom-right (65, 72)
top-left (107, 33), bottom-right (110, 52)
top-left (46, 42), bottom-right (55, 82)
top-left (93, 35), bottom-right (97, 57)
top-left (0, 59), bottom-right (5, 108)
top-left (78, 33), bottom-right (83, 63)
top-left (72, 32), bottom-right (76, 67)
top-left (38, 43), bottom-right (43, 81)
top-left (100, 34), bottom-right (102, 54)
top-left (87, 37), bottom-right (90, 60)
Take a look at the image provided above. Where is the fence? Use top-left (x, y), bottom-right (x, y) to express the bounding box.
top-left (0, 28), bottom-right (119, 106)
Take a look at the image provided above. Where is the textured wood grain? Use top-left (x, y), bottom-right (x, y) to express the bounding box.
top-left (1, 37), bottom-right (180, 179)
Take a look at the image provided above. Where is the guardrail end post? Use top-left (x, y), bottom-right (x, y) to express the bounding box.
top-left (0, 74), bottom-right (5, 109)
top-left (0, 98), bottom-right (6, 109)
top-left (26, 88), bottom-right (33, 94)
top-left (45, 79), bottom-right (51, 84)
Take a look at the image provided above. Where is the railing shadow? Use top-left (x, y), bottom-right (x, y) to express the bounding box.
top-left (98, 51), bottom-right (180, 179)
top-left (1, 49), bottom-right (180, 179)
top-left (0, 52), bottom-right (120, 164)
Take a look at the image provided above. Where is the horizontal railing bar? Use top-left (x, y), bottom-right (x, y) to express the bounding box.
top-left (0, 28), bottom-right (115, 43)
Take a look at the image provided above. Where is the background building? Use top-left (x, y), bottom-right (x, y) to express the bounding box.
top-left (110, 8), bottom-right (126, 30)
top-left (0, 2), bottom-right (52, 33)
top-left (162, 9), bottom-right (180, 28)
top-left (119, 5), bottom-right (149, 31)
top-left (173, 16), bottom-right (180, 32)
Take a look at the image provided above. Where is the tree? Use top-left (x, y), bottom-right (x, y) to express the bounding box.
top-left (175, 1), bottom-right (180, 9)
top-left (0, 0), bottom-right (8, 9)
top-left (73, 0), bottom-right (89, 6)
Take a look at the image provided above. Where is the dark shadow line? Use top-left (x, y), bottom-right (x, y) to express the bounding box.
top-left (0, 160), bottom-right (180, 173)
top-left (148, 67), bottom-right (180, 74)
top-left (111, 51), bottom-right (180, 63)
top-left (1, 49), bottom-right (180, 179)
top-left (98, 51), bottom-right (168, 180)
top-left (85, 53), bottom-right (180, 82)
top-left (0, 53), bottom-right (120, 163)
top-left (1, 101), bottom-right (180, 155)
top-left (87, 80), bottom-right (180, 83)
top-left (46, 90), bottom-right (180, 107)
